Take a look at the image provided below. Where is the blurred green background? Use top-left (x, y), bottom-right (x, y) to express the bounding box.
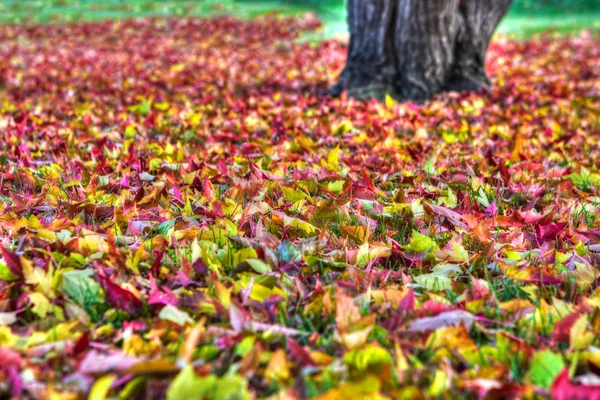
top-left (1, 0), bottom-right (599, 37)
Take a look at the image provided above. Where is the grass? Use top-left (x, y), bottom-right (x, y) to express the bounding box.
top-left (1, 0), bottom-right (599, 38)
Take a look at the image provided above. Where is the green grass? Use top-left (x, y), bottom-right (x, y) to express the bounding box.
top-left (0, 0), bottom-right (599, 38)
top-left (500, 11), bottom-right (600, 36)
top-left (0, 0), bottom-right (306, 24)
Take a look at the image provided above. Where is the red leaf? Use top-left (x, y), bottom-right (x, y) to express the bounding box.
top-left (151, 251), bottom-right (164, 276)
top-left (0, 246), bottom-right (23, 278)
top-left (552, 313), bottom-right (580, 344)
top-left (287, 338), bottom-right (316, 368)
top-left (398, 288), bottom-right (416, 312)
top-left (536, 222), bottom-right (567, 241)
top-left (97, 272), bottom-right (142, 315)
top-left (72, 332), bottom-right (90, 356)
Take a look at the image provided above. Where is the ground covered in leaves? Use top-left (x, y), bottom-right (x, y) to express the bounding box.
top-left (0, 15), bottom-right (600, 400)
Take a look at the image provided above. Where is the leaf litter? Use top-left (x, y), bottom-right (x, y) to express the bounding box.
top-left (0, 14), bottom-right (600, 400)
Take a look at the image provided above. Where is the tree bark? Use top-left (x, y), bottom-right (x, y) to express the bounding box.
top-left (394, 0), bottom-right (459, 100)
top-left (446, 0), bottom-right (515, 92)
top-left (330, 0), bottom-right (397, 100)
top-left (332, 0), bottom-right (514, 102)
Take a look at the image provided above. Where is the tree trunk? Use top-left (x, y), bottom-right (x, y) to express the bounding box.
top-left (446, 0), bottom-right (515, 92)
top-left (331, 0), bottom-right (514, 102)
top-left (330, 0), bottom-right (397, 101)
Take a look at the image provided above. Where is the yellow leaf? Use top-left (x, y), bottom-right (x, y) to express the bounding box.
top-left (177, 319), bottom-right (206, 368)
top-left (248, 284), bottom-right (273, 303)
top-left (332, 120), bottom-right (353, 136)
top-left (436, 241), bottom-right (469, 263)
top-left (309, 351), bottom-right (335, 366)
top-left (325, 145), bottom-right (340, 171)
top-left (428, 369), bottom-right (449, 397)
top-left (395, 342), bottom-right (409, 373)
top-left (29, 293), bottom-right (51, 318)
top-left (341, 225), bottom-right (369, 243)
top-left (272, 211), bottom-right (317, 235)
top-left (499, 299), bottom-right (533, 313)
top-left (79, 229), bottom-right (108, 253)
top-left (335, 289), bottom-right (361, 332)
top-left (385, 93), bottom-right (396, 109)
top-left (356, 243), bottom-right (392, 268)
top-left (234, 248), bottom-right (258, 266)
top-left (570, 315), bottom-right (595, 351)
top-left (265, 349), bottom-right (291, 383)
top-left (466, 298), bottom-right (485, 314)
top-left (585, 348), bottom-right (600, 369)
top-left (22, 258), bottom-right (54, 297)
top-left (88, 375), bottom-right (115, 400)
top-left (280, 186), bottom-right (309, 202)
top-left (315, 377), bottom-right (383, 400)
top-left (127, 360), bottom-right (180, 375)
top-left (0, 326), bottom-right (18, 346)
top-left (214, 281), bottom-right (231, 309)
top-left (338, 325), bottom-right (373, 350)
top-left (573, 261), bottom-right (597, 285)
top-left (371, 288), bottom-right (411, 310)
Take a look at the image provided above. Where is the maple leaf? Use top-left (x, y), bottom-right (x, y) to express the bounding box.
top-left (96, 273), bottom-right (142, 315)
top-left (0, 10), bottom-right (599, 398)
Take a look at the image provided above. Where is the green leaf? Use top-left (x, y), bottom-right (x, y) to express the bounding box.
top-left (405, 230), bottom-right (439, 254)
top-left (529, 350), bottom-right (565, 389)
top-left (343, 345), bottom-right (393, 375)
top-left (235, 336), bottom-right (256, 357)
top-left (166, 368), bottom-right (249, 400)
top-left (214, 375), bottom-right (251, 400)
top-left (326, 180), bottom-right (345, 194)
top-left (439, 188), bottom-right (458, 208)
top-left (156, 219), bottom-right (177, 235)
top-left (476, 187), bottom-right (490, 208)
top-left (424, 158), bottom-right (439, 175)
top-left (277, 241), bottom-right (302, 263)
top-left (413, 273), bottom-right (453, 291)
top-left (159, 305), bottom-right (194, 326)
top-left (118, 376), bottom-right (146, 400)
top-left (60, 269), bottom-right (101, 307)
top-left (234, 248), bottom-right (258, 266)
top-left (246, 258), bottom-right (272, 274)
top-left (0, 262), bottom-right (18, 282)
top-left (167, 367), bottom-right (217, 400)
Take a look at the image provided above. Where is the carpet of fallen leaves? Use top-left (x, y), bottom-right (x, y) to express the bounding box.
top-left (0, 14), bottom-right (600, 400)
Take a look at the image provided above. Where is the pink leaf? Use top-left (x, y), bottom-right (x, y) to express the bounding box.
top-left (552, 369), bottom-right (600, 400)
top-left (148, 275), bottom-right (178, 307)
top-left (409, 310), bottom-right (475, 332)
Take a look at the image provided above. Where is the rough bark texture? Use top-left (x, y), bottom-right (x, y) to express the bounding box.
top-left (446, 0), bottom-right (515, 92)
top-left (330, 0), bottom-right (396, 100)
top-left (395, 0), bottom-right (459, 100)
top-left (332, 0), bottom-right (514, 101)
